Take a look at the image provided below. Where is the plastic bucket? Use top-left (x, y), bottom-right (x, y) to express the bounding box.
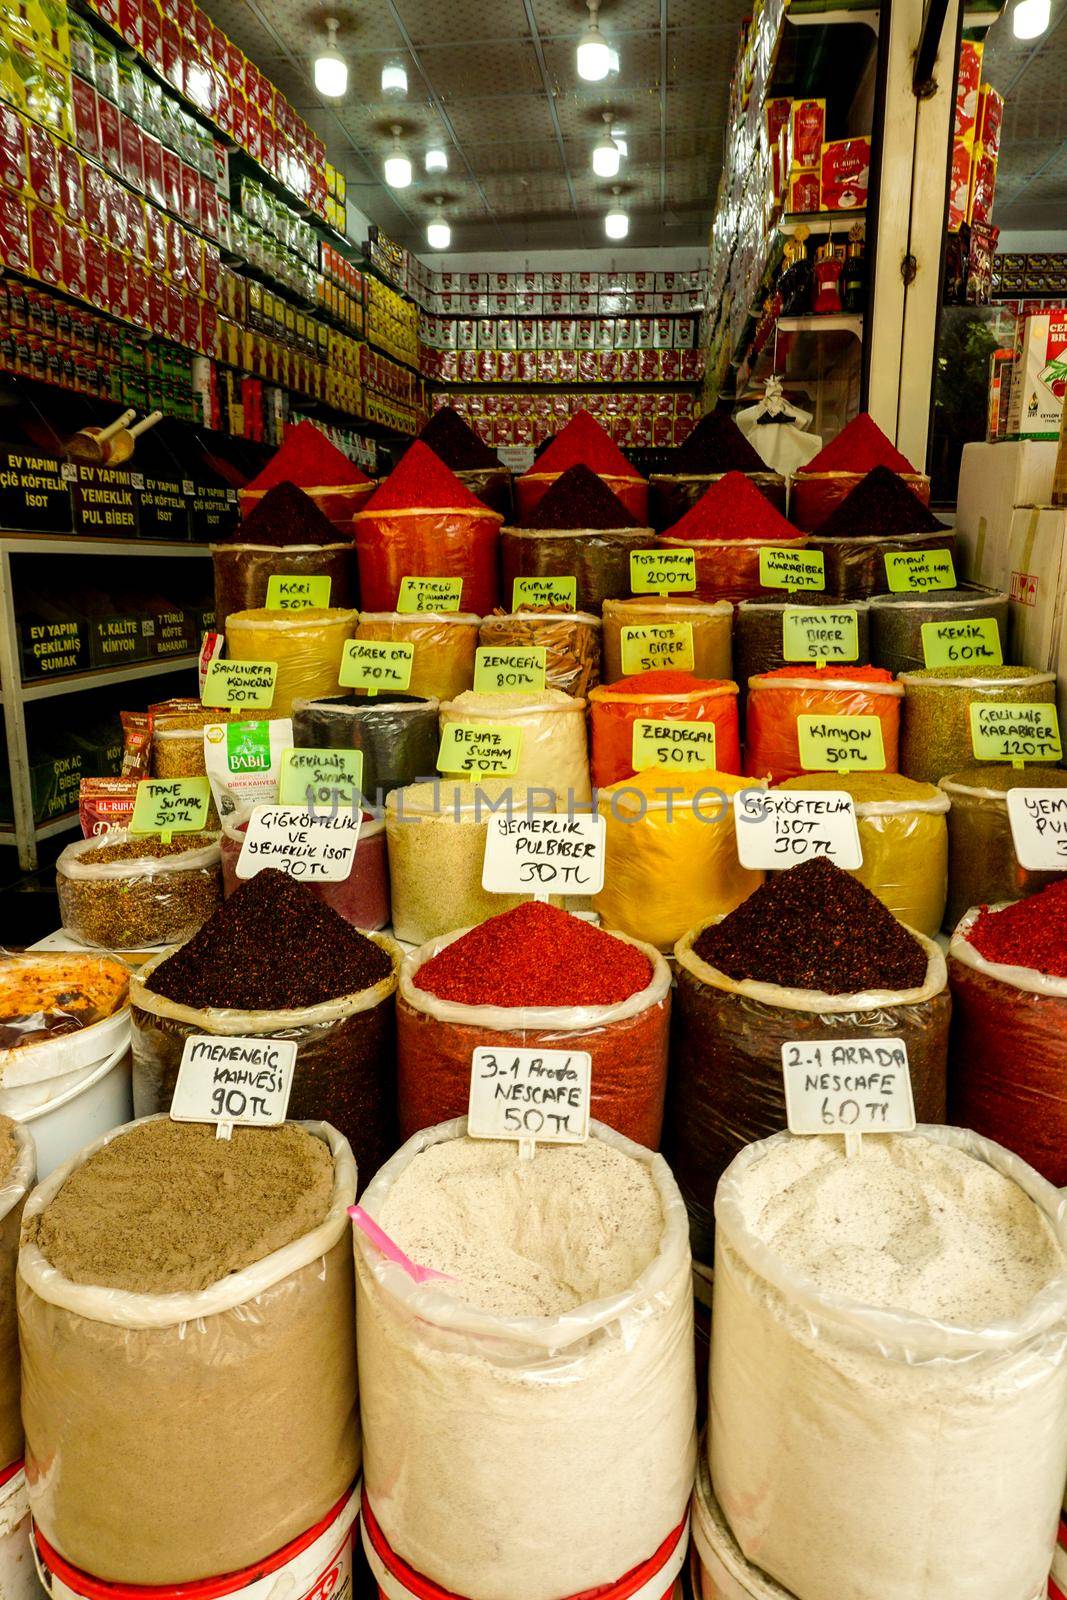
top-left (33, 1483), bottom-right (360, 1600)
top-left (0, 1464), bottom-right (38, 1600)
top-left (690, 1451), bottom-right (790, 1600)
top-left (362, 1490), bottom-right (689, 1600)
top-left (9, 1042), bottom-right (131, 1180)
top-left (1052, 1517), bottom-right (1067, 1597)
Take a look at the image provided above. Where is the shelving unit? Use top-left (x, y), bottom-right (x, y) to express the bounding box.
top-left (0, 533), bottom-right (210, 870)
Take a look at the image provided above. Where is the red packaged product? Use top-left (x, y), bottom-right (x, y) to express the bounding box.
top-left (56, 146), bottom-right (84, 223)
top-left (790, 99), bottom-right (826, 168)
top-left (119, 115), bottom-right (144, 191)
top-left (29, 203), bottom-right (62, 287)
top-left (192, 1), bottom-right (210, 49)
top-left (127, 258), bottom-right (148, 326)
top-left (821, 136), bottom-right (870, 210)
top-left (164, 282), bottom-right (183, 340)
top-left (969, 148), bottom-right (998, 227)
top-left (162, 147), bottom-right (182, 215)
top-left (106, 180), bottom-right (129, 250)
top-left (161, 16), bottom-right (183, 91)
top-left (119, 0), bottom-right (143, 51)
top-left (201, 241), bottom-right (220, 301)
top-left (787, 168), bottom-right (821, 212)
top-left (60, 221), bottom-right (86, 298)
top-left (199, 173), bottom-right (217, 236)
top-left (226, 38), bottom-right (244, 81)
top-left (25, 122), bottom-right (59, 206)
top-left (142, 0), bottom-right (163, 70)
top-left (97, 96), bottom-right (121, 175)
top-left (182, 291), bottom-right (200, 348)
top-left (106, 247), bottom-right (129, 318)
top-left (125, 195), bottom-right (146, 261)
top-left (144, 200), bottom-right (165, 267)
top-left (142, 135), bottom-right (164, 206)
top-left (180, 161), bottom-right (201, 229)
top-left (79, 778), bottom-right (139, 839)
top-left (165, 215), bottom-right (185, 282)
top-left (83, 233), bottom-right (107, 305)
top-left (184, 229), bottom-right (203, 287)
top-left (660, 350), bottom-right (680, 381)
top-left (245, 103), bottom-right (262, 163)
top-left (0, 106), bottom-right (27, 193)
top-left (948, 139), bottom-right (971, 232)
top-left (0, 189), bottom-right (30, 274)
top-left (200, 300), bottom-right (217, 351)
top-left (955, 39), bottom-right (983, 142)
top-left (978, 84), bottom-right (1004, 160)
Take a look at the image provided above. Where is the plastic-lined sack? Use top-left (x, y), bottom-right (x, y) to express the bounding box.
top-left (18, 1117), bottom-right (359, 1585)
top-left (57, 832), bottom-right (222, 951)
top-left (658, 530), bottom-right (810, 605)
top-left (211, 542), bottom-right (355, 631)
top-left (900, 667), bottom-right (1058, 785)
top-left (354, 611), bottom-right (481, 702)
top-left (588, 675), bottom-right (741, 788)
top-left (499, 524), bottom-right (657, 614)
top-left (220, 808), bottom-right (389, 933)
top-left (648, 470), bottom-right (787, 530)
top-left (869, 585), bottom-right (1010, 676)
top-left (949, 906), bottom-right (1067, 1187)
top-left (601, 597), bottom-right (733, 684)
top-left (712, 1126), bottom-right (1067, 1600)
top-left (733, 600), bottom-right (870, 711)
top-left (478, 608), bottom-right (601, 699)
top-left (354, 503), bottom-right (502, 615)
top-left (0, 1121), bottom-right (34, 1470)
top-left (440, 689), bottom-right (591, 804)
top-left (593, 771), bottom-right (764, 953)
top-left (745, 666), bottom-right (903, 783)
top-left (665, 922), bottom-right (949, 1261)
top-left (940, 767), bottom-right (1067, 932)
top-left (396, 928), bottom-right (672, 1147)
top-left (452, 464), bottom-right (512, 519)
top-left (808, 527), bottom-right (957, 599)
top-left (791, 468), bottom-right (931, 530)
top-left (293, 694), bottom-right (441, 801)
top-left (778, 772), bottom-right (949, 936)
top-left (516, 469), bottom-right (648, 525)
top-left (225, 607), bottom-right (357, 721)
top-left (130, 937), bottom-right (400, 1187)
top-left (355, 1117), bottom-right (695, 1600)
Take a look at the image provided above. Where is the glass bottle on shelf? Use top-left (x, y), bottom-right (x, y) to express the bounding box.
top-left (812, 235), bottom-right (844, 315)
top-left (840, 224), bottom-right (868, 315)
top-left (777, 226), bottom-right (813, 316)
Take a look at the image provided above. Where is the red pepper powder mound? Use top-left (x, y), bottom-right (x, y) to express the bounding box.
top-left (799, 413), bottom-right (917, 476)
top-left (608, 669), bottom-right (711, 695)
top-left (525, 464), bottom-right (641, 530)
top-left (528, 409), bottom-right (643, 482)
top-left (663, 471), bottom-right (803, 541)
top-left (816, 464), bottom-right (945, 538)
top-left (416, 407), bottom-right (501, 470)
top-left (247, 420), bottom-right (371, 490)
top-left (231, 481), bottom-right (344, 546)
top-left (694, 856), bottom-right (929, 993)
top-left (365, 441), bottom-right (491, 514)
top-left (756, 663), bottom-right (895, 684)
top-left (415, 902), bottom-right (653, 1007)
top-left (673, 411), bottom-right (765, 474)
top-left (967, 880), bottom-right (1067, 978)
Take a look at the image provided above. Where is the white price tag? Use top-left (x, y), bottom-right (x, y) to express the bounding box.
top-left (171, 1035), bottom-right (297, 1139)
top-left (782, 1039), bottom-right (916, 1149)
top-left (481, 813), bottom-right (606, 897)
top-left (468, 1047), bottom-right (591, 1155)
top-left (734, 789), bottom-right (862, 870)
top-left (235, 804), bottom-right (361, 883)
top-left (1006, 788), bottom-right (1067, 871)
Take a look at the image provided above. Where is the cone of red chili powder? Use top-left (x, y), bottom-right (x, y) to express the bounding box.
top-left (238, 420), bottom-right (375, 534)
top-left (658, 471), bottom-right (808, 604)
top-left (354, 441), bottom-right (503, 615)
top-left (791, 413), bottom-right (931, 530)
top-left (414, 407), bottom-right (513, 520)
top-left (516, 409), bottom-right (648, 524)
top-left (648, 412), bottom-right (787, 530)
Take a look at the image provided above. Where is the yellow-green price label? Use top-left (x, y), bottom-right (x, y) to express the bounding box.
top-left (339, 639), bottom-right (414, 694)
top-left (630, 547), bottom-right (696, 595)
top-left (632, 718), bottom-right (716, 772)
top-left (759, 546), bottom-right (825, 591)
top-left (129, 777), bottom-right (211, 840)
top-left (202, 659), bottom-right (277, 709)
top-left (969, 702), bottom-right (1062, 765)
top-left (278, 747), bottom-right (364, 805)
top-left (884, 549), bottom-right (956, 592)
top-left (264, 574), bottom-right (332, 610)
top-left (397, 576), bottom-right (463, 614)
top-left (474, 646), bottom-right (546, 693)
top-left (438, 723), bottom-right (523, 777)
top-left (921, 618), bottom-right (1002, 668)
top-left (797, 714), bottom-right (887, 772)
top-left (783, 608), bottom-right (859, 664)
top-left (620, 622), bottom-right (695, 676)
top-left (512, 576), bottom-right (577, 609)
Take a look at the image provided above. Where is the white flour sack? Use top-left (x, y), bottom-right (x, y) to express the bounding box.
top-left (354, 1118), bottom-right (696, 1600)
top-left (711, 1128), bottom-right (1067, 1600)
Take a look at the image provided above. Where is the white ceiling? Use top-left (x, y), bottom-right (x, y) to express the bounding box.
top-left (982, 0), bottom-right (1067, 233)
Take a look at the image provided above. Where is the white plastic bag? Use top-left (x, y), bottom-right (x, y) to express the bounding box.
top-left (735, 379), bottom-right (823, 476)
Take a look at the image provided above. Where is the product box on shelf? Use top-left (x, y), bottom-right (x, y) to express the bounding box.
top-left (1006, 312), bottom-right (1067, 440)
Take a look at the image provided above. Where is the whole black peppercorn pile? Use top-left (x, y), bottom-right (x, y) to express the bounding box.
top-left (693, 856), bottom-right (929, 993)
top-left (148, 868), bottom-right (393, 1010)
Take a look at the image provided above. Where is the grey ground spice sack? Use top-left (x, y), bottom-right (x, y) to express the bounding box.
top-left (18, 1117), bottom-right (359, 1585)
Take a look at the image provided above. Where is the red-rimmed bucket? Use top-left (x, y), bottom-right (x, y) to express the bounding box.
top-left (1050, 1515), bottom-right (1067, 1599)
top-left (33, 1484), bottom-right (360, 1600)
top-left (361, 1491), bottom-right (689, 1600)
top-left (0, 1461), bottom-right (36, 1600)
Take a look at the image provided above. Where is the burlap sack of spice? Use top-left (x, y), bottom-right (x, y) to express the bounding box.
top-left (0, 1119), bottom-right (34, 1469)
top-left (18, 1117), bottom-right (359, 1584)
top-left (666, 925), bottom-right (949, 1262)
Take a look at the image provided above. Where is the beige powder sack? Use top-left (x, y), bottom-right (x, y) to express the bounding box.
top-left (19, 1116), bottom-right (359, 1585)
top-left (0, 1116), bottom-right (34, 1469)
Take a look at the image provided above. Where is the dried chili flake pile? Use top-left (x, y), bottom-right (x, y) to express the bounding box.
top-left (694, 856), bottom-right (928, 993)
top-left (663, 471), bottom-right (802, 541)
top-left (365, 441), bottom-right (490, 514)
top-left (414, 901), bottom-right (652, 1007)
top-left (798, 413), bottom-right (917, 476)
top-left (148, 868), bottom-right (392, 1010)
top-left (526, 409), bottom-right (641, 481)
top-left (526, 464), bottom-right (640, 530)
top-left (967, 880), bottom-right (1067, 978)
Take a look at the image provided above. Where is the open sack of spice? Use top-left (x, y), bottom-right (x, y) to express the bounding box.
top-left (664, 858), bottom-right (949, 1262)
top-left (515, 408), bottom-right (649, 524)
top-left (0, 1117), bottom-right (35, 1475)
top-left (790, 412), bottom-right (930, 530)
top-left (396, 903), bottom-right (672, 1150)
top-left (213, 482), bottom-right (356, 631)
top-left (129, 870), bottom-right (400, 1186)
top-left (237, 419), bottom-right (375, 533)
top-left (478, 605), bottom-right (602, 699)
top-left (500, 465), bottom-right (656, 615)
top-left (18, 1116), bottom-right (359, 1585)
top-left (56, 832), bottom-right (223, 953)
top-left (658, 472), bottom-right (808, 605)
top-left (648, 409), bottom-right (788, 529)
top-left (939, 766), bottom-right (1067, 932)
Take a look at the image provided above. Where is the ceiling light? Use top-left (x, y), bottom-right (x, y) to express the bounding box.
top-left (1012, 0), bottom-right (1050, 35)
top-left (384, 126), bottom-right (412, 188)
top-left (427, 207), bottom-right (451, 249)
top-left (592, 111), bottom-right (620, 177)
top-left (604, 186), bottom-right (628, 240)
top-left (313, 17), bottom-right (347, 99)
top-left (382, 62), bottom-right (408, 94)
top-left (577, 1), bottom-right (611, 81)
top-left (608, 47), bottom-right (620, 74)
top-left (425, 147), bottom-right (448, 173)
